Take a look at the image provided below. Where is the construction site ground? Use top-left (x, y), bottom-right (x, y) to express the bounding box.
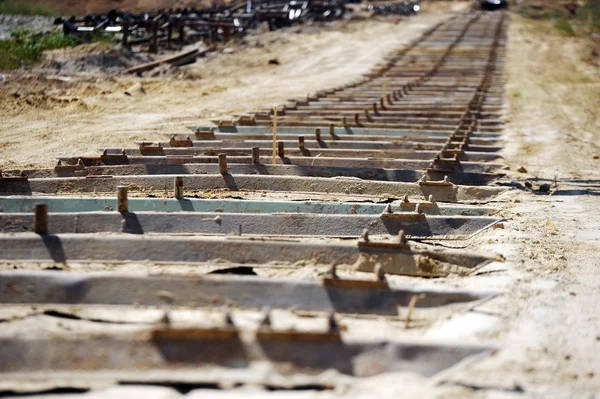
top-left (0, 4), bottom-right (599, 398)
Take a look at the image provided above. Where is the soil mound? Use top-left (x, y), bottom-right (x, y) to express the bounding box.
top-left (40, 43), bottom-right (151, 74)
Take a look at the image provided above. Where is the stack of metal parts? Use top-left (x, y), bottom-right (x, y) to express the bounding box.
top-left (367, 1), bottom-right (422, 16)
top-left (54, 0), bottom-right (347, 52)
top-left (0, 12), bottom-right (508, 395)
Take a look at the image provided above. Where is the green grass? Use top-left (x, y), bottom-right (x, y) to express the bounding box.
top-left (0, 1), bottom-right (58, 16)
top-left (518, 5), bottom-right (551, 20)
top-left (88, 34), bottom-right (120, 46)
top-left (518, 5), bottom-right (574, 35)
top-left (519, 0), bottom-right (600, 36)
top-left (0, 28), bottom-right (79, 70)
top-left (0, 26), bottom-right (120, 70)
top-left (553, 15), bottom-right (575, 36)
top-left (579, 0), bottom-right (600, 32)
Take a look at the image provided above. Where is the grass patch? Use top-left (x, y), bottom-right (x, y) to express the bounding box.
top-left (518, 6), bottom-right (574, 35)
top-left (578, 0), bottom-right (600, 32)
top-left (553, 16), bottom-right (575, 36)
top-left (518, 0), bottom-right (600, 36)
top-left (518, 5), bottom-right (556, 20)
top-left (513, 90), bottom-right (522, 98)
top-left (0, 28), bottom-right (119, 70)
top-left (88, 34), bottom-right (120, 46)
top-left (0, 28), bottom-right (78, 70)
top-left (0, 1), bottom-right (58, 16)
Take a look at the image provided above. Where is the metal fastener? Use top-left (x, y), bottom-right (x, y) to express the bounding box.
top-left (174, 176), bottom-right (183, 199)
top-left (117, 186), bottom-right (128, 213)
top-left (218, 153), bottom-right (228, 174)
top-left (34, 204), bottom-right (48, 234)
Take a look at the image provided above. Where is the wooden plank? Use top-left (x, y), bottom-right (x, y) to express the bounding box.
top-left (125, 47), bottom-right (214, 74)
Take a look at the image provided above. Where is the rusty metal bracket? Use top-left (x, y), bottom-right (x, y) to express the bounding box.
top-left (168, 135), bottom-right (193, 147)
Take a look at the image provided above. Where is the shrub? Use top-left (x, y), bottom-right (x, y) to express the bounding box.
top-left (579, 0), bottom-right (600, 32)
top-left (0, 29), bottom-right (78, 70)
top-left (553, 15), bottom-right (575, 36)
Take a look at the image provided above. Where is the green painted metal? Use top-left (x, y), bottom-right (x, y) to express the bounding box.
top-left (0, 196), bottom-right (498, 216)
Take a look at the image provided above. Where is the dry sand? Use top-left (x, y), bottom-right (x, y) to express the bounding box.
top-left (438, 14), bottom-right (600, 397)
top-left (0, 12), bottom-right (448, 169)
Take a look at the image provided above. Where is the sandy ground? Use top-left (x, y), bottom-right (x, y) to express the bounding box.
top-left (440, 14), bottom-right (600, 397)
top-left (0, 11), bottom-right (449, 170)
top-left (1, 7), bottom-right (600, 398)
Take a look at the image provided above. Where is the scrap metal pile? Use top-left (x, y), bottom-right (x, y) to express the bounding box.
top-left (368, 1), bottom-right (422, 16)
top-left (54, 0), bottom-right (347, 52)
top-left (0, 12), bottom-right (508, 395)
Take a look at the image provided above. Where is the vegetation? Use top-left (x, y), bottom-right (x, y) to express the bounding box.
top-left (0, 28), bottom-right (119, 70)
top-left (579, 0), bottom-right (600, 32)
top-left (0, 29), bottom-right (78, 70)
top-left (518, 0), bottom-right (600, 36)
top-left (553, 15), bottom-right (575, 36)
top-left (0, 1), bottom-right (58, 16)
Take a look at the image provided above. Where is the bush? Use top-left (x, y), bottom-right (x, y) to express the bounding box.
top-left (579, 0), bottom-right (600, 32)
top-left (554, 15), bottom-right (575, 36)
top-left (0, 29), bottom-right (78, 70)
top-left (519, 0), bottom-right (600, 36)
